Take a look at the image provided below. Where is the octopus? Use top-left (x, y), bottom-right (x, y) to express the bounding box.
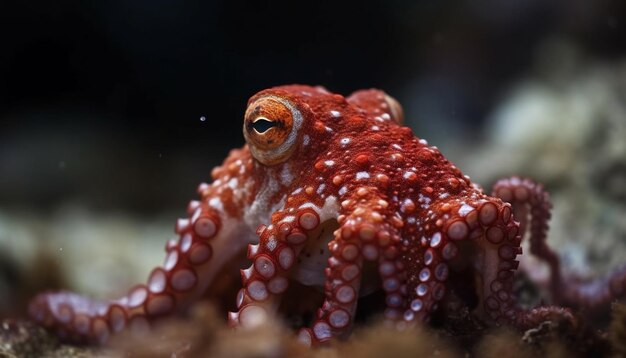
top-left (29, 85), bottom-right (626, 346)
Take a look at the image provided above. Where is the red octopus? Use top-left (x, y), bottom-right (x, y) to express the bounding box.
top-left (29, 85), bottom-right (626, 345)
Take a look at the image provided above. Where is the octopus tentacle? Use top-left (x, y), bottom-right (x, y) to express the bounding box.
top-left (475, 202), bottom-right (527, 324)
top-left (492, 177), bottom-right (561, 297)
top-left (397, 198), bottom-right (519, 325)
top-left (299, 201), bottom-right (403, 345)
top-left (380, 256), bottom-right (409, 324)
top-left (298, 232), bottom-right (363, 345)
top-left (229, 202), bottom-right (328, 329)
top-left (29, 199), bottom-right (223, 343)
top-left (29, 149), bottom-right (258, 344)
top-left (28, 193), bottom-right (235, 344)
top-left (452, 197), bottom-right (574, 328)
top-left (493, 176), bottom-right (626, 314)
top-left (403, 245), bottom-right (448, 325)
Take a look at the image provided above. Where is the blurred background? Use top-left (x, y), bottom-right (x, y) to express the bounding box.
top-left (1, 0), bottom-right (625, 318)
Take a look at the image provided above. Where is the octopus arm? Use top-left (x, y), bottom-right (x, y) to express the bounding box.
top-left (493, 176), bottom-right (626, 316)
top-left (29, 149), bottom-right (258, 344)
top-left (230, 184), bottom-right (407, 346)
top-left (300, 188), bottom-right (402, 344)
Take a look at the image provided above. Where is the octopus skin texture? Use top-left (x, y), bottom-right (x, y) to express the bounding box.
top-left (29, 85), bottom-right (626, 346)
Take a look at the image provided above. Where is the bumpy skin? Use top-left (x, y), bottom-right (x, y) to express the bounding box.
top-left (29, 85), bottom-right (626, 345)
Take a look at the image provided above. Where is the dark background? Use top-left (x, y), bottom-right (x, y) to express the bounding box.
top-left (1, 0), bottom-right (625, 214)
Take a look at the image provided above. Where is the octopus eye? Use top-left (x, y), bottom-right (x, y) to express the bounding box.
top-left (250, 117), bottom-right (278, 134)
top-left (243, 96), bottom-right (302, 165)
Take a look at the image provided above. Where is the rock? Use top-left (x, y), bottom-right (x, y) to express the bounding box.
top-left (0, 319), bottom-right (98, 357)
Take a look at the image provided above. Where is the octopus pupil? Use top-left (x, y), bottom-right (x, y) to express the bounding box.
top-left (251, 119), bottom-right (277, 133)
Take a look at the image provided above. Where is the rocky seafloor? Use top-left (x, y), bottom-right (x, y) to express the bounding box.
top-left (1, 301), bottom-right (625, 357)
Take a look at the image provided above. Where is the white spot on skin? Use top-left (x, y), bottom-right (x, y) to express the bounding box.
top-left (381, 113), bottom-right (391, 120)
top-left (340, 138), bottom-right (351, 147)
top-left (324, 160), bottom-right (335, 167)
top-left (418, 139), bottom-right (428, 145)
top-left (371, 126), bottom-right (380, 131)
top-left (330, 110), bottom-right (341, 118)
top-left (339, 186), bottom-right (348, 196)
top-left (209, 197), bottom-right (224, 211)
top-left (319, 196), bottom-right (339, 221)
top-left (356, 172), bottom-right (370, 180)
top-left (418, 194), bottom-right (431, 209)
top-left (292, 188), bottom-right (303, 195)
top-left (317, 184), bottom-right (326, 195)
top-left (403, 171), bottom-right (416, 179)
top-left (392, 144), bottom-right (402, 150)
top-left (227, 178), bottom-right (239, 190)
top-left (303, 135), bottom-right (310, 146)
top-left (458, 203), bottom-right (474, 216)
